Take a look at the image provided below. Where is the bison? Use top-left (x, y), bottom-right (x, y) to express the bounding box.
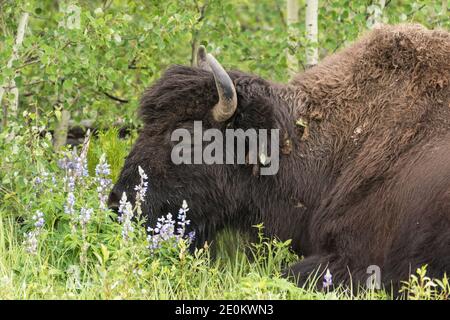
top-left (108, 24), bottom-right (450, 292)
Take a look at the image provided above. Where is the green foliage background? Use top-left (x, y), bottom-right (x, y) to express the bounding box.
top-left (0, 0), bottom-right (448, 128)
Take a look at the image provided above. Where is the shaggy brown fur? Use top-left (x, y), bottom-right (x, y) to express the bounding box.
top-left (109, 24), bottom-right (450, 292)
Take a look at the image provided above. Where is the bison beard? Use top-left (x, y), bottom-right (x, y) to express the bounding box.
top-left (109, 24), bottom-right (450, 293)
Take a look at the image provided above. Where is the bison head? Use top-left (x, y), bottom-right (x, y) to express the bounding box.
top-left (108, 47), bottom-right (298, 246)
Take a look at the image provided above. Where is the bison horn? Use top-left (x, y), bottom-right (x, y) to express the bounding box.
top-left (197, 46), bottom-right (237, 122)
top-left (197, 46), bottom-right (212, 72)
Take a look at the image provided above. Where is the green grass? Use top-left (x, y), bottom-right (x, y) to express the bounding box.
top-left (0, 211), bottom-right (388, 300)
top-left (0, 126), bottom-right (448, 300)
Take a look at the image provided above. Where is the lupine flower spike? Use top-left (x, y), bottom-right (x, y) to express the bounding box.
top-left (323, 268), bottom-right (333, 289)
top-left (24, 210), bottom-right (45, 254)
top-left (95, 154), bottom-right (112, 210)
top-left (118, 192), bottom-right (134, 240)
top-left (134, 166), bottom-right (148, 216)
top-left (79, 207), bottom-right (93, 227)
top-left (147, 200), bottom-right (195, 252)
top-left (58, 132), bottom-right (91, 231)
top-left (79, 207), bottom-right (93, 264)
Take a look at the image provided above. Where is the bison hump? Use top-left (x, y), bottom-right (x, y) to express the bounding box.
top-left (292, 24), bottom-right (450, 96)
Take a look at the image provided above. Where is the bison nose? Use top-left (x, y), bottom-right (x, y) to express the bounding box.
top-left (107, 189), bottom-right (121, 213)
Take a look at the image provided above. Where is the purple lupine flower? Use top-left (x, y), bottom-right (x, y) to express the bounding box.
top-left (64, 192), bottom-right (75, 215)
top-left (60, 148), bottom-right (88, 179)
top-left (176, 200), bottom-right (190, 235)
top-left (71, 132), bottom-right (90, 179)
top-left (59, 133), bottom-right (91, 221)
top-left (34, 171), bottom-right (49, 187)
top-left (118, 192), bottom-right (134, 240)
top-left (187, 231), bottom-right (196, 243)
top-left (33, 211), bottom-right (45, 228)
top-left (323, 269), bottom-right (333, 289)
top-left (95, 154), bottom-right (111, 176)
top-left (157, 213), bottom-right (176, 241)
top-left (79, 207), bottom-right (93, 227)
top-left (134, 166), bottom-right (148, 216)
top-left (49, 174), bottom-right (56, 193)
top-left (67, 176), bottom-right (76, 192)
top-left (117, 192), bottom-right (128, 222)
top-left (146, 200), bottom-right (194, 252)
top-left (24, 210), bottom-right (46, 254)
top-left (57, 157), bottom-right (70, 170)
top-left (59, 132), bottom-right (90, 184)
top-left (95, 154), bottom-right (112, 210)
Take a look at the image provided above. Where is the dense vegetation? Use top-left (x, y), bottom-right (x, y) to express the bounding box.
top-left (0, 0), bottom-right (448, 299)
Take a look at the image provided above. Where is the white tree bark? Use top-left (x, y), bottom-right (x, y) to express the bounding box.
top-left (0, 12), bottom-right (30, 126)
top-left (305, 0), bottom-right (318, 68)
top-left (53, 109), bottom-right (71, 150)
top-left (53, 3), bottom-right (72, 148)
top-left (367, 0), bottom-right (385, 29)
top-left (286, 0), bottom-right (299, 78)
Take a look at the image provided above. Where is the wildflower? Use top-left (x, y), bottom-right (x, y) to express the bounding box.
top-left (187, 231), bottom-right (196, 243)
top-left (146, 200), bottom-right (194, 252)
top-left (67, 176), bottom-right (76, 192)
top-left (118, 192), bottom-right (134, 240)
top-left (156, 213), bottom-right (176, 241)
top-left (49, 174), bottom-right (56, 193)
top-left (323, 269), bottom-right (333, 289)
top-left (79, 207), bottom-right (93, 227)
top-left (58, 132), bottom-right (91, 186)
top-left (118, 191), bottom-right (128, 217)
top-left (77, 206), bottom-right (93, 264)
top-left (33, 211), bottom-right (45, 228)
top-left (95, 154), bottom-right (111, 176)
top-left (59, 133), bottom-right (91, 221)
top-left (77, 132), bottom-right (91, 178)
top-left (57, 157), bottom-right (71, 171)
top-left (74, 150), bottom-right (89, 178)
top-left (34, 171), bottom-right (49, 187)
top-left (95, 154), bottom-right (112, 210)
top-left (134, 166), bottom-right (148, 216)
top-left (24, 210), bottom-right (45, 254)
top-left (64, 192), bottom-right (76, 215)
top-left (58, 149), bottom-right (88, 179)
top-left (176, 200), bottom-right (191, 235)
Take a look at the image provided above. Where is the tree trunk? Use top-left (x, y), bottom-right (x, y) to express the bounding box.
top-left (53, 109), bottom-right (71, 150)
top-left (52, 2), bottom-right (72, 148)
top-left (0, 12), bottom-right (30, 129)
top-left (305, 0), bottom-right (318, 68)
top-left (286, 0), bottom-right (299, 78)
top-left (190, 1), bottom-right (208, 66)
